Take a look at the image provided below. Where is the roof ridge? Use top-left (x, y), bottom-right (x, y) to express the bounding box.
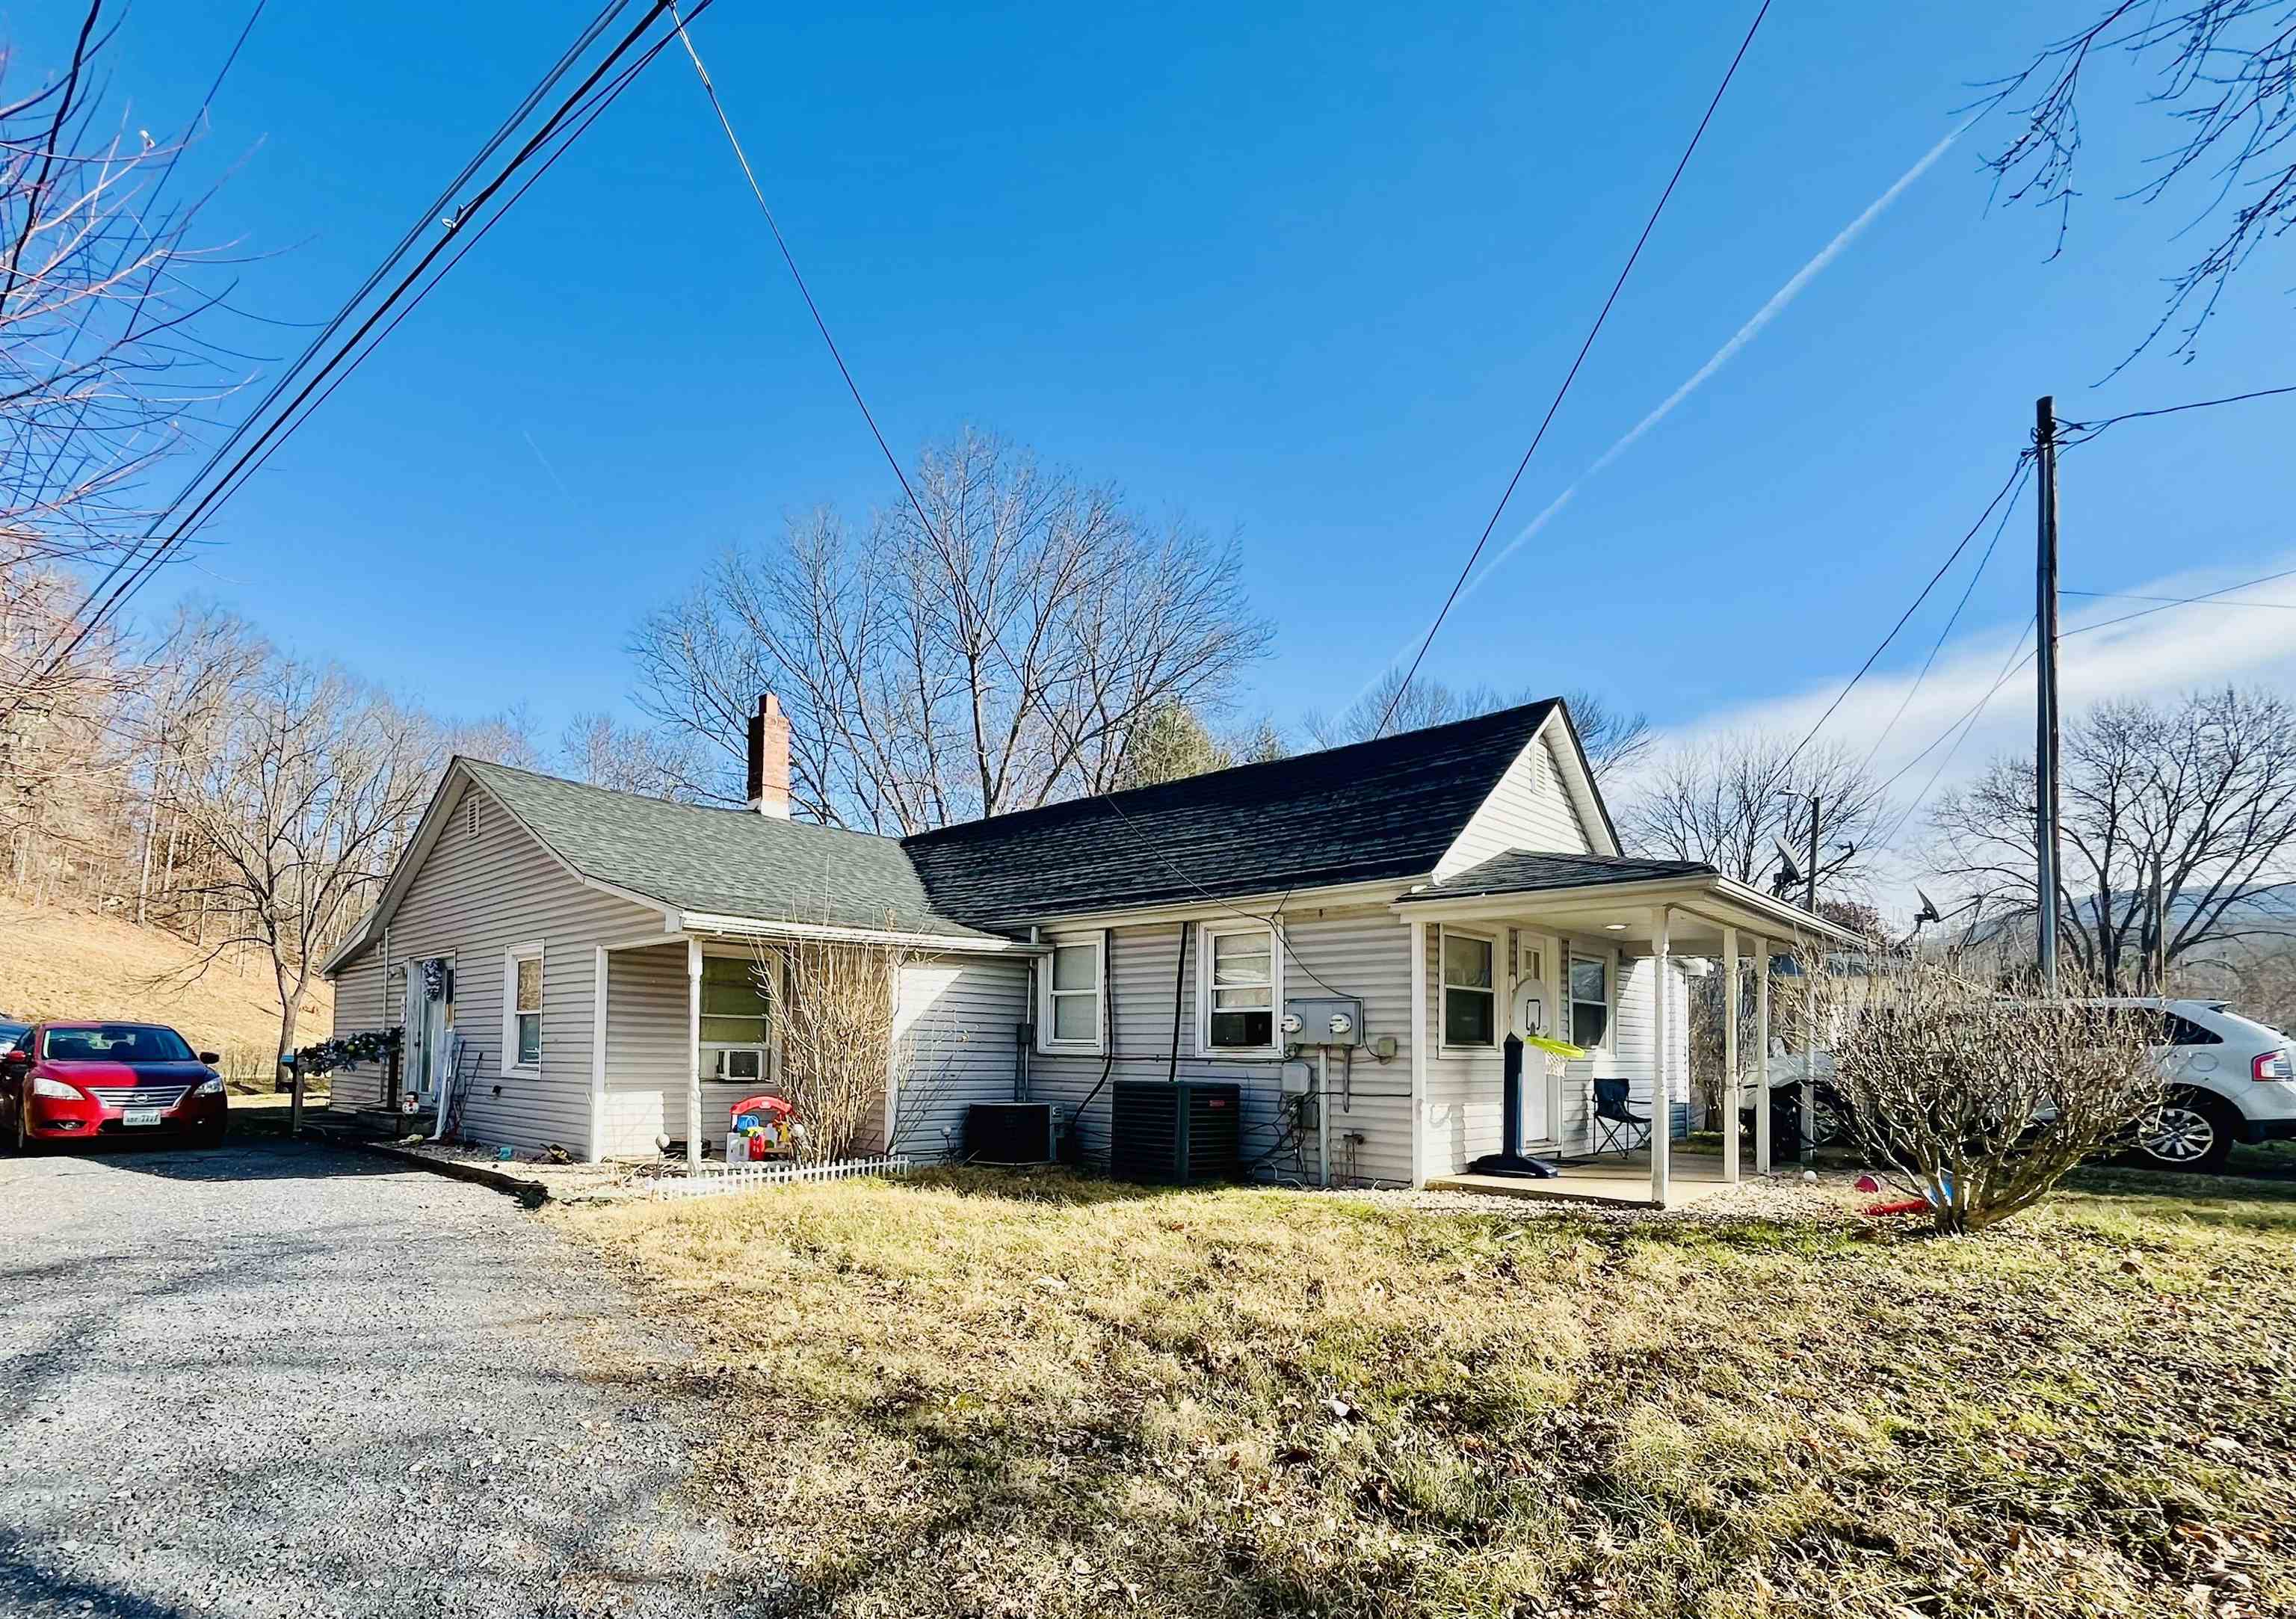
top-left (455, 755), bottom-right (907, 846)
top-left (901, 697), bottom-right (1559, 847)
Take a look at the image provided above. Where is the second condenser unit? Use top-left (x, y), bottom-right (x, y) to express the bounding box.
top-left (1109, 1080), bottom-right (1242, 1185)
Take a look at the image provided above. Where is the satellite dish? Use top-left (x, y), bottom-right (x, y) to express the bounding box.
top-left (1771, 839), bottom-right (1803, 884)
top-left (1913, 886), bottom-right (1943, 927)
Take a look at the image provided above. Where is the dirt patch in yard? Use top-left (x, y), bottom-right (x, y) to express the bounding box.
top-left (561, 1168), bottom-right (2296, 1619)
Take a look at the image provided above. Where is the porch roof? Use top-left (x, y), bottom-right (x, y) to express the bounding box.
top-left (1393, 848), bottom-right (1859, 952)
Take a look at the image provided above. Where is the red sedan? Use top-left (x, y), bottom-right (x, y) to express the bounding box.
top-left (1, 1022), bottom-right (229, 1151)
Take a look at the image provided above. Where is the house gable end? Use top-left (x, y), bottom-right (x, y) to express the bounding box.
top-left (324, 762), bottom-right (674, 976)
top-left (1433, 704), bottom-right (1620, 881)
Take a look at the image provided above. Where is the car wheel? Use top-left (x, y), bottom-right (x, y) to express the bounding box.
top-left (1806, 1085), bottom-right (1853, 1149)
top-left (2134, 1089), bottom-right (2238, 1174)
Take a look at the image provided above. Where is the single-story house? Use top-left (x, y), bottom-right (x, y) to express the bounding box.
top-left (321, 695), bottom-right (1852, 1199)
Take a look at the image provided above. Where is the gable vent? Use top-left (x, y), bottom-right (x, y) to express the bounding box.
top-left (466, 797), bottom-right (480, 839)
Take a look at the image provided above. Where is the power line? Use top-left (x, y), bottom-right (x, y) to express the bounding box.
top-left (144, 7), bottom-right (705, 578)
top-left (2057, 382), bottom-right (2296, 448)
top-left (664, 4), bottom-right (946, 549)
top-left (2061, 565), bottom-right (2296, 638)
top-left (1370, 0), bottom-right (1776, 740)
top-left (37, 0), bottom-right (638, 650)
top-left (2, 2), bottom-right (689, 721)
top-left (1868, 561), bottom-right (2296, 848)
top-left (2061, 587), bottom-right (2296, 611)
top-left (1871, 617), bottom-right (2035, 848)
top-left (1857, 455), bottom-right (2032, 777)
top-left (1778, 450), bottom-right (2031, 777)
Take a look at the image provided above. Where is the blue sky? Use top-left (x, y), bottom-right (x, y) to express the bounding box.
top-left (16, 1), bottom-right (2296, 814)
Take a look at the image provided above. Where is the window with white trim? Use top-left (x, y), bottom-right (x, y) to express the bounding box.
top-left (701, 954), bottom-right (773, 1083)
top-left (505, 946), bottom-right (543, 1070)
top-left (1570, 953), bottom-right (1609, 1049)
top-left (1202, 924), bottom-right (1278, 1051)
top-left (1040, 934), bottom-right (1104, 1052)
top-left (1440, 928), bottom-right (1497, 1049)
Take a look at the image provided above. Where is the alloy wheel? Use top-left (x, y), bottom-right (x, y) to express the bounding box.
top-left (2143, 1103), bottom-right (2216, 1165)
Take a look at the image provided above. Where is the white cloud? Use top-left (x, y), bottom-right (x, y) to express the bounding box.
top-left (1635, 552), bottom-right (2296, 907)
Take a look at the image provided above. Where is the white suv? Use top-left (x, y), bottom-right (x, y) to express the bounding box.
top-left (2088, 998), bottom-right (2296, 1172)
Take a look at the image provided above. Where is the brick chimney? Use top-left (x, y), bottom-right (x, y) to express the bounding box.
top-left (745, 692), bottom-right (791, 818)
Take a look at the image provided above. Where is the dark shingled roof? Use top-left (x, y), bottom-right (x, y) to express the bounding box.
top-left (899, 701), bottom-right (1560, 928)
top-left (1398, 850), bottom-right (1716, 901)
top-left (463, 759), bottom-right (1002, 941)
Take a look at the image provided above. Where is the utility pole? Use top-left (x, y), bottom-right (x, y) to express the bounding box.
top-left (2034, 396), bottom-right (2063, 996)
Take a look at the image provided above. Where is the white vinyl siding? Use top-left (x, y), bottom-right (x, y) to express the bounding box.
top-left (886, 955), bottom-right (1031, 1161)
top-left (600, 941), bottom-right (687, 1157)
top-left (1028, 908), bottom-right (1416, 1188)
top-left (324, 950), bottom-right (392, 1111)
top-left (1434, 727), bottom-right (1604, 879)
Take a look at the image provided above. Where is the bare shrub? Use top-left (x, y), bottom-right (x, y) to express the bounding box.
top-left (1809, 959), bottom-right (2163, 1233)
top-left (758, 934), bottom-right (913, 1163)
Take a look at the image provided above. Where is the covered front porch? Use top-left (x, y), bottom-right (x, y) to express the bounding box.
top-left (1398, 853), bottom-right (1859, 1208)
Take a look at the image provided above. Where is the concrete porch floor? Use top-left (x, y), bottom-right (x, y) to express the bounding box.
top-left (1426, 1149), bottom-right (1755, 1210)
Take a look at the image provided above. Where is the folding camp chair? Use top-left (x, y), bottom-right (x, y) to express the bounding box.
top-left (1590, 1077), bottom-right (1651, 1158)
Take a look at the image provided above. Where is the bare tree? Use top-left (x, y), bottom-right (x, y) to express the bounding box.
top-left (1302, 672), bottom-right (1654, 774)
top-left (1981, 2), bottom-right (2296, 360)
top-left (442, 706), bottom-right (548, 773)
top-left (1931, 688), bottom-right (2296, 991)
top-left (1, 5), bottom-right (245, 576)
top-left (1810, 957), bottom-right (2163, 1233)
top-left (1621, 732), bottom-right (1890, 896)
top-left (558, 711), bottom-right (700, 799)
top-left (158, 660), bottom-right (439, 1060)
top-left (631, 429), bottom-right (1273, 831)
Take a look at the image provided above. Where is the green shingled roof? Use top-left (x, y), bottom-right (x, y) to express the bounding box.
top-left (462, 759), bottom-right (1004, 941)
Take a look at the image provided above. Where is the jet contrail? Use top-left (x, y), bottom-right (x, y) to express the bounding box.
top-left (1352, 121), bottom-right (1971, 707)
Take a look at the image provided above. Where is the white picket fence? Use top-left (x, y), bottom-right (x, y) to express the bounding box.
top-left (644, 1153), bottom-right (913, 1201)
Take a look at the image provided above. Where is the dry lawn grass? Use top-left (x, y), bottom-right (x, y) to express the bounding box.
top-left (564, 1169), bottom-right (2296, 1619)
top-left (0, 893), bottom-right (330, 1083)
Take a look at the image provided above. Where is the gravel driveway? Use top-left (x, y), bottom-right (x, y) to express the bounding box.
top-left (0, 1137), bottom-right (762, 1618)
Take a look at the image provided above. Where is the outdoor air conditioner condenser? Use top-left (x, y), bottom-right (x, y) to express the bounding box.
top-left (964, 1102), bottom-right (1059, 1165)
top-left (1109, 1081), bottom-right (1242, 1185)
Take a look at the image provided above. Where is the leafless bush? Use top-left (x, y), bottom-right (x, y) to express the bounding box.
top-left (759, 933), bottom-right (914, 1163)
top-left (1809, 959), bottom-right (2163, 1233)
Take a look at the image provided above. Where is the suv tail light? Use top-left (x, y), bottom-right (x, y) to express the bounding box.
top-left (2253, 1048), bottom-right (2293, 1082)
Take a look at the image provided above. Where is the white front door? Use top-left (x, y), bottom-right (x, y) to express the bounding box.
top-left (1513, 934), bottom-right (1558, 1146)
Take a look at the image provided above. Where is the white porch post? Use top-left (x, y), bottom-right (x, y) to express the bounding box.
top-left (1753, 935), bottom-right (1772, 1174)
top-left (590, 945), bottom-right (609, 1165)
top-left (1721, 925), bottom-right (1740, 1185)
top-left (1408, 917), bottom-right (1428, 1186)
top-left (686, 937), bottom-right (703, 1169)
top-left (1650, 904), bottom-right (1672, 1206)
